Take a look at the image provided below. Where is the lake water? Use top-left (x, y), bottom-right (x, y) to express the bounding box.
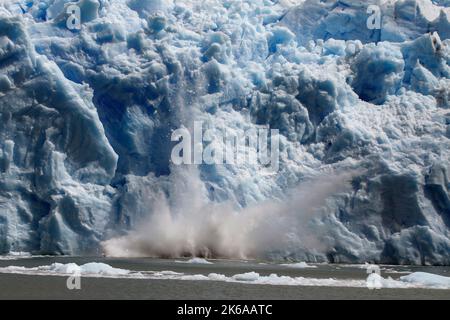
top-left (0, 256), bottom-right (449, 299)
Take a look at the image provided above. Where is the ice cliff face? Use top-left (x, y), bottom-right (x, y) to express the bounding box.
top-left (0, 0), bottom-right (450, 264)
top-left (0, 12), bottom-right (117, 254)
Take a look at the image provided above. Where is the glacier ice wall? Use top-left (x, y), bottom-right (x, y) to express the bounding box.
top-left (0, 0), bottom-right (450, 264)
top-left (0, 12), bottom-right (118, 254)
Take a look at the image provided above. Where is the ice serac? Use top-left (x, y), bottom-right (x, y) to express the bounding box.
top-left (0, 14), bottom-right (117, 254)
top-left (0, 0), bottom-right (450, 265)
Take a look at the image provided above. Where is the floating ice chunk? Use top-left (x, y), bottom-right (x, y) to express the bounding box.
top-left (80, 262), bottom-right (130, 275)
top-left (208, 273), bottom-right (228, 281)
top-left (38, 262), bottom-right (82, 274)
top-left (281, 262), bottom-right (317, 269)
top-left (41, 262), bottom-right (130, 276)
top-left (232, 271), bottom-right (260, 281)
top-left (400, 272), bottom-right (450, 288)
top-left (180, 274), bottom-right (210, 281)
top-left (176, 258), bottom-right (213, 265)
top-left (4, 262), bottom-right (130, 276)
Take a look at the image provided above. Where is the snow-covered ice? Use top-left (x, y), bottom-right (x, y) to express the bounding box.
top-left (0, 0), bottom-right (450, 265)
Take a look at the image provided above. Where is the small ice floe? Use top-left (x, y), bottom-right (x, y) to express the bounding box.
top-left (0, 262), bottom-right (131, 277)
top-left (175, 258), bottom-right (213, 265)
top-left (400, 272), bottom-right (450, 289)
top-left (280, 262), bottom-right (317, 269)
top-left (232, 272), bottom-right (260, 281)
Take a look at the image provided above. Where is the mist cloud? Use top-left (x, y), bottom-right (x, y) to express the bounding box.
top-left (102, 169), bottom-right (357, 259)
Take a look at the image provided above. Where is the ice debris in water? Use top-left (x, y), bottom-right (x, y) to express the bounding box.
top-left (2, 262), bottom-right (130, 276)
top-left (2, 262), bottom-right (450, 290)
top-left (176, 258), bottom-right (213, 264)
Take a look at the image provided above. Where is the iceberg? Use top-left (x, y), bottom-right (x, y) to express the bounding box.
top-left (400, 271), bottom-right (450, 287)
top-left (0, 0), bottom-right (449, 265)
top-left (1, 262), bottom-right (131, 276)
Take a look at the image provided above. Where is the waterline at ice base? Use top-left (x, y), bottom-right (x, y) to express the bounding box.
top-left (1, 0), bottom-right (450, 267)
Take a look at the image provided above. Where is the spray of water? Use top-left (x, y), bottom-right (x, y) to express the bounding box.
top-left (102, 168), bottom-right (357, 259)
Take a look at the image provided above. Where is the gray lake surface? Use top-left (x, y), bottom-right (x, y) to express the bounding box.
top-left (0, 257), bottom-right (449, 300)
